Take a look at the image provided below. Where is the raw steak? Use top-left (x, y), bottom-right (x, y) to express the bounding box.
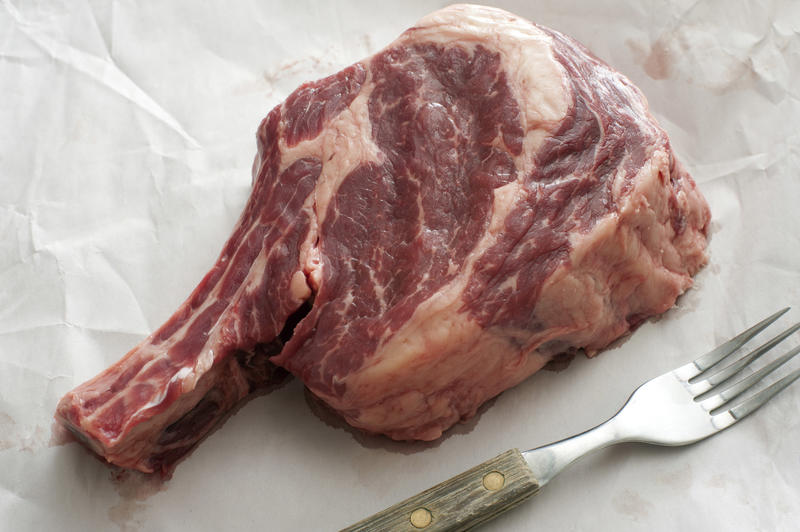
top-left (56, 4), bottom-right (710, 473)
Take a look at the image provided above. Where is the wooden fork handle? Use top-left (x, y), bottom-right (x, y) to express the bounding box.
top-left (341, 449), bottom-right (540, 532)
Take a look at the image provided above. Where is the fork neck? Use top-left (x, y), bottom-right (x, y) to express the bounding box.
top-left (521, 417), bottom-right (626, 487)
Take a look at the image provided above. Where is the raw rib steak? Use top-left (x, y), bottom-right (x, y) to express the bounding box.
top-left (56, 4), bottom-right (710, 473)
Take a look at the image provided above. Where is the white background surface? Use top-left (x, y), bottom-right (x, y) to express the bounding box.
top-left (2, 1), bottom-right (800, 530)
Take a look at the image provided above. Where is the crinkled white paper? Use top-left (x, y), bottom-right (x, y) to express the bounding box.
top-left (2, 1), bottom-right (799, 530)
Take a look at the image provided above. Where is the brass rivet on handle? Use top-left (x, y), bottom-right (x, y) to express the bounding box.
top-left (409, 507), bottom-right (432, 528)
top-left (482, 471), bottom-right (505, 491)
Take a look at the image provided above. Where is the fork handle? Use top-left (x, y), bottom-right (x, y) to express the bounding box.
top-left (341, 449), bottom-right (540, 532)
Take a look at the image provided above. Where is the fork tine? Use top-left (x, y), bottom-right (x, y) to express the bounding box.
top-left (690, 322), bottom-right (800, 386)
top-left (704, 345), bottom-right (800, 411)
top-left (692, 308), bottom-right (790, 372)
top-left (721, 366), bottom-right (800, 420)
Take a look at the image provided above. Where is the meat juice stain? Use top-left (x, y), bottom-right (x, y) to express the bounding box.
top-left (108, 468), bottom-right (166, 532)
top-left (0, 412), bottom-right (15, 450)
top-left (643, 39), bottom-right (674, 81)
top-left (302, 386), bottom-right (497, 454)
top-left (626, 36), bottom-right (675, 81)
top-left (612, 489), bottom-right (654, 522)
top-left (629, 31), bottom-right (759, 92)
top-left (0, 421), bottom-right (51, 452)
top-left (49, 419), bottom-right (77, 447)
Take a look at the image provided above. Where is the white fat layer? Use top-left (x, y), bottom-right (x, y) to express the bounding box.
top-left (404, 3), bottom-right (570, 175)
top-left (282, 79), bottom-right (384, 288)
top-left (488, 181), bottom-right (522, 235)
top-left (278, 80), bottom-right (382, 226)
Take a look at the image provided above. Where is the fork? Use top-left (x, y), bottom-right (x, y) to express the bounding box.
top-left (343, 308), bottom-right (800, 531)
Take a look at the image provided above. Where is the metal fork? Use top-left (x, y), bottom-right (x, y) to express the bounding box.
top-left (344, 308), bottom-right (800, 532)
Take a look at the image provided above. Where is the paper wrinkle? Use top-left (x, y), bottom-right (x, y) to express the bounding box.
top-left (630, 0), bottom-right (800, 114)
top-left (62, 247), bottom-right (152, 336)
top-left (2, 0), bottom-right (201, 150)
top-left (83, 0), bottom-right (113, 61)
top-left (0, 253), bottom-right (65, 335)
top-left (1, 1), bottom-right (799, 531)
top-left (691, 151), bottom-right (781, 184)
top-left (0, 205), bottom-right (35, 269)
